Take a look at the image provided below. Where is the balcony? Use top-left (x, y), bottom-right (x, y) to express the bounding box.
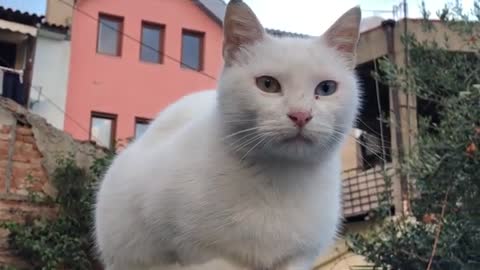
top-left (342, 164), bottom-right (394, 219)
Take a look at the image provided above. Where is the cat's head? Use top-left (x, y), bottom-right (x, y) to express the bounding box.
top-left (218, 0), bottom-right (361, 163)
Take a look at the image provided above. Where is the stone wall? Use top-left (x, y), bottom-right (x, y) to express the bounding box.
top-left (0, 98), bottom-right (105, 268)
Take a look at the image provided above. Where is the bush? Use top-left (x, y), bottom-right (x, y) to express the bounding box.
top-left (1, 153), bottom-right (114, 270)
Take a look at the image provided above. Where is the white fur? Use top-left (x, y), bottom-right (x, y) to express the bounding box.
top-left (94, 9), bottom-right (360, 270)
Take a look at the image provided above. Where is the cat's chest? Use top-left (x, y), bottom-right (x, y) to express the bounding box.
top-left (200, 167), bottom-right (341, 262)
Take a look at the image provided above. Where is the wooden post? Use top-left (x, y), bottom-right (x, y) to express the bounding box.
top-left (22, 35), bottom-right (37, 107)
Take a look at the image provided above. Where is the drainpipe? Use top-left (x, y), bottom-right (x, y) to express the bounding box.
top-left (23, 34), bottom-right (37, 108)
top-left (381, 19), bottom-right (410, 215)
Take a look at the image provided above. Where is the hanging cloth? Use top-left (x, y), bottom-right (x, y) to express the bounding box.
top-left (0, 69), bottom-right (4, 96)
top-left (2, 70), bottom-right (26, 106)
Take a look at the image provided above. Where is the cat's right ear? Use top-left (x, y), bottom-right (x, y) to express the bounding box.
top-left (223, 0), bottom-right (265, 65)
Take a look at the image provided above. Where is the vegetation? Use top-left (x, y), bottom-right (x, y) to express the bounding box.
top-left (1, 153), bottom-right (114, 270)
top-left (349, 2), bottom-right (480, 269)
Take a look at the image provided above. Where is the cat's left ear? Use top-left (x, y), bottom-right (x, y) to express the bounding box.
top-left (322, 6), bottom-right (362, 67)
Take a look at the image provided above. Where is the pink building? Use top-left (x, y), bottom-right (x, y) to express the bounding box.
top-left (65, 0), bottom-right (226, 148)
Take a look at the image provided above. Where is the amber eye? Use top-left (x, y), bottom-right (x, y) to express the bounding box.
top-left (256, 76), bottom-right (281, 93)
top-left (315, 80), bottom-right (338, 96)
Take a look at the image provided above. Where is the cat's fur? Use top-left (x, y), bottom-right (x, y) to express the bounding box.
top-left (94, 1), bottom-right (362, 269)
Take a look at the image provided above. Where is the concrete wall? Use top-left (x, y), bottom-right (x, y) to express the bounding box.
top-left (312, 221), bottom-right (376, 269)
top-left (31, 29), bottom-right (71, 130)
top-left (340, 130), bottom-right (362, 171)
top-left (45, 0), bottom-right (74, 27)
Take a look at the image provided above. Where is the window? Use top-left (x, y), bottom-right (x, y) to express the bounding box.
top-left (97, 14), bottom-right (123, 56)
top-left (135, 117), bottom-right (151, 139)
top-left (181, 30), bottom-right (204, 70)
top-left (0, 41), bottom-right (16, 68)
top-left (90, 112), bottom-right (117, 149)
top-left (355, 59), bottom-right (392, 170)
top-left (140, 22), bottom-right (165, 63)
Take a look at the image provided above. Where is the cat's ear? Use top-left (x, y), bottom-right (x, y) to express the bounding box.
top-left (223, 0), bottom-right (265, 64)
top-left (322, 6), bottom-right (361, 66)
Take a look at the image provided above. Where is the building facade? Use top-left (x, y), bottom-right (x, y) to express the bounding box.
top-left (64, 0), bottom-right (224, 148)
top-left (0, 1), bottom-right (73, 131)
top-left (0, 6), bottom-right (38, 108)
top-left (30, 25), bottom-right (71, 130)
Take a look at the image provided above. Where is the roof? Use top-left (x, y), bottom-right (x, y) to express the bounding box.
top-left (0, 5), bottom-right (42, 27)
top-left (194, 0), bottom-right (226, 25)
top-left (0, 18), bottom-right (37, 36)
top-left (266, 28), bottom-right (310, 38)
top-left (194, 0), bottom-right (310, 38)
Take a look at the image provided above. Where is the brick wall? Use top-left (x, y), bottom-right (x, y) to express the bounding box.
top-left (0, 98), bottom-right (106, 268)
top-left (0, 122), bottom-right (57, 267)
top-left (1, 124), bottom-right (49, 196)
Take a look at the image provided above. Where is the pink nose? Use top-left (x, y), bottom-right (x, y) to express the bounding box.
top-left (287, 111), bottom-right (313, 128)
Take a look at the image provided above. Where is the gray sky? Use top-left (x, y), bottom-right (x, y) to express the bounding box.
top-left (0, 0), bottom-right (475, 35)
top-left (244, 0), bottom-right (476, 35)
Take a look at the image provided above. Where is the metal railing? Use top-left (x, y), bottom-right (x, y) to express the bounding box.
top-left (342, 164), bottom-right (394, 218)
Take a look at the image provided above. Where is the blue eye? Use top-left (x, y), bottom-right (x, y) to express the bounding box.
top-left (315, 80), bottom-right (338, 96)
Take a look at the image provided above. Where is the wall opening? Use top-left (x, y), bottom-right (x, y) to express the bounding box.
top-left (355, 58), bottom-right (392, 170)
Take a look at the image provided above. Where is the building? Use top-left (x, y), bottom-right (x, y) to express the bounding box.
top-left (64, 0), bottom-right (225, 148)
top-left (29, 23), bottom-right (71, 130)
top-left (314, 17), bottom-right (479, 269)
top-left (0, 2), bottom-right (72, 131)
top-left (63, 0), bottom-right (310, 149)
top-left (0, 6), bottom-right (38, 108)
top-left (29, 0), bottom-right (72, 130)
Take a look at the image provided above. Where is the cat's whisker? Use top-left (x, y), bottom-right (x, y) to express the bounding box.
top-left (231, 134), bottom-right (264, 152)
top-left (234, 133), bottom-right (273, 152)
top-left (230, 131), bottom-right (274, 153)
top-left (328, 134), bottom-right (387, 167)
top-left (240, 136), bottom-right (271, 161)
top-left (222, 118), bottom-right (278, 124)
top-left (307, 126), bottom-right (388, 164)
top-left (222, 122), bottom-right (280, 141)
top-left (317, 122), bottom-right (393, 149)
top-left (222, 127), bottom-right (261, 140)
top-left (229, 133), bottom-right (263, 152)
top-left (355, 118), bottom-right (388, 138)
top-left (233, 131), bottom-right (276, 155)
top-left (311, 122), bottom-right (392, 149)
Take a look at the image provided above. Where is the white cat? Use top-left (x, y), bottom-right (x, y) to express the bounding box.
top-left (94, 1), bottom-right (362, 269)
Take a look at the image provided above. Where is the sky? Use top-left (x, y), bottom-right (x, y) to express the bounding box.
top-left (0, 0), bottom-right (475, 35)
top-left (243, 0), bottom-right (476, 35)
top-left (0, 0), bottom-right (46, 15)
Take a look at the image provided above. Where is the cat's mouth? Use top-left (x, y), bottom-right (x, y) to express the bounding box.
top-left (281, 132), bottom-right (314, 144)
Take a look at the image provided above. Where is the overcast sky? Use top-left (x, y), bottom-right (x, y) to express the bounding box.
top-left (0, 0), bottom-right (475, 35)
top-left (244, 0), bottom-right (476, 35)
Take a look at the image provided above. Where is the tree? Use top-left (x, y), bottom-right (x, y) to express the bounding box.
top-left (348, 2), bottom-right (480, 269)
